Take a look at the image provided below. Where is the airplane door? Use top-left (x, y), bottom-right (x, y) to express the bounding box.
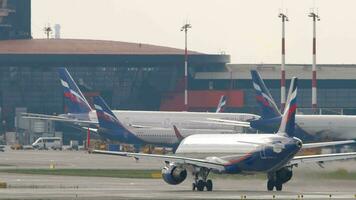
top-left (260, 145), bottom-right (268, 159)
top-left (260, 145), bottom-right (275, 159)
top-left (260, 145), bottom-right (281, 159)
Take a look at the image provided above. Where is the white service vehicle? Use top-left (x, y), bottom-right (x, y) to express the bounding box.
top-left (32, 137), bottom-right (63, 150)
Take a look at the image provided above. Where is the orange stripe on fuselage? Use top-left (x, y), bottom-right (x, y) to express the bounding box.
top-left (224, 150), bottom-right (255, 166)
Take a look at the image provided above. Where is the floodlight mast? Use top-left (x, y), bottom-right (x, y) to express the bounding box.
top-left (181, 23), bottom-right (192, 111)
top-left (308, 12), bottom-right (320, 113)
top-left (279, 12), bottom-right (288, 112)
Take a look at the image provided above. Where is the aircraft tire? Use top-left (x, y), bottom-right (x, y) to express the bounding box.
top-left (275, 181), bottom-right (283, 191)
top-left (267, 180), bottom-right (274, 191)
top-left (206, 179), bottom-right (213, 191)
top-left (192, 183), bottom-right (196, 191)
top-left (196, 180), bottom-right (205, 191)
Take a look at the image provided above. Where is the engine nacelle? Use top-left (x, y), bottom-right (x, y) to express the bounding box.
top-left (276, 167), bottom-right (293, 184)
top-left (161, 164), bottom-right (187, 185)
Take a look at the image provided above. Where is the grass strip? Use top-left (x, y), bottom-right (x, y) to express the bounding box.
top-left (317, 169), bottom-right (356, 180)
top-left (0, 169), bottom-right (161, 179)
top-left (1, 168), bottom-right (355, 180)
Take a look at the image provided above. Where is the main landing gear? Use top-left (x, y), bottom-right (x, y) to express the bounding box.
top-left (192, 168), bottom-right (213, 191)
top-left (267, 167), bottom-right (293, 191)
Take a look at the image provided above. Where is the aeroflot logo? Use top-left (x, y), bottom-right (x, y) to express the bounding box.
top-left (253, 82), bottom-right (273, 107)
top-left (95, 105), bottom-right (119, 124)
top-left (61, 79), bottom-right (90, 110)
top-left (286, 90), bottom-right (297, 121)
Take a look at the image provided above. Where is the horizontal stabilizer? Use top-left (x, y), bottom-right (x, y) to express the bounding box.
top-left (21, 113), bottom-right (98, 125)
top-left (82, 127), bottom-right (98, 133)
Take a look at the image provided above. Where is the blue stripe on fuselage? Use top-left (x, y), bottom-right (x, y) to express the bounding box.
top-left (223, 140), bottom-right (300, 174)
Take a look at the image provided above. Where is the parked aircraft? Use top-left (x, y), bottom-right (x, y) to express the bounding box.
top-left (94, 95), bottom-right (246, 149)
top-left (22, 68), bottom-right (258, 133)
top-left (207, 70), bottom-right (356, 141)
top-left (93, 77), bottom-right (356, 191)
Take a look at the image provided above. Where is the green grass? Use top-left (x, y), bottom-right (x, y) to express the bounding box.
top-left (1, 168), bottom-right (355, 180)
top-left (317, 168), bottom-right (356, 180)
top-left (0, 164), bottom-right (14, 167)
top-left (0, 169), bottom-right (161, 179)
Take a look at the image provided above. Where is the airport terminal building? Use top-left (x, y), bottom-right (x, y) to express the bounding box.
top-left (0, 39), bottom-right (230, 132)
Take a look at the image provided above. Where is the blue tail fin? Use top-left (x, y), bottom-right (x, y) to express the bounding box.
top-left (93, 96), bottom-right (125, 132)
top-left (251, 70), bottom-right (281, 119)
top-left (216, 95), bottom-right (227, 113)
top-left (57, 68), bottom-right (92, 114)
top-left (93, 96), bottom-right (142, 144)
top-left (278, 77), bottom-right (298, 137)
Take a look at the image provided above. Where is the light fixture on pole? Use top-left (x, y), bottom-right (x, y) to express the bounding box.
top-left (279, 12), bottom-right (289, 112)
top-left (308, 11), bottom-right (320, 113)
top-left (181, 23), bottom-right (192, 111)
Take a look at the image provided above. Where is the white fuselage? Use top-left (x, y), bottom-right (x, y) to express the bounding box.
top-left (113, 110), bottom-right (258, 130)
top-left (296, 115), bottom-right (356, 140)
top-left (131, 127), bottom-right (237, 145)
top-left (175, 134), bottom-right (298, 173)
top-left (111, 110), bottom-right (258, 145)
top-left (176, 134), bottom-right (283, 157)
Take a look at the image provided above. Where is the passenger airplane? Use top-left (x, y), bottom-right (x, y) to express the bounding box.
top-left (93, 77), bottom-right (356, 191)
top-left (210, 70), bottom-right (356, 141)
top-left (94, 95), bottom-right (243, 149)
top-left (22, 68), bottom-right (258, 133)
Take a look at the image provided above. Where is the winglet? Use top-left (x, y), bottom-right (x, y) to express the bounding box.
top-left (173, 125), bottom-right (184, 142)
top-left (251, 70), bottom-right (281, 119)
top-left (216, 95), bottom-right (227, 113)
top-left (278, 77), bottom-right (298, 137)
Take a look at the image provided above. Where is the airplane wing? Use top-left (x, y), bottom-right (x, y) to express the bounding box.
top-left (128, 124), bottom-right (152, 129)
top-left (302, 140), bottom-right (355, 149)
top-left (92, 150), bottom-right (226, 171)
top-left (21, 113), bottom-right (98, 125)
top-left (191, 118), bottom-right (251, 128)
top-left (289, 152), bottom-right (356, 166)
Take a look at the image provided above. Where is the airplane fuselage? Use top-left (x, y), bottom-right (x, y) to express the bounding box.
top-left (296, 115), bottom-right (356, 140)
top-left (175, 134), bottom-right (301, 173)
top-left (251, 114), bottom-right (356, 141)
top-left (113, 110), bottom-right (258, 130)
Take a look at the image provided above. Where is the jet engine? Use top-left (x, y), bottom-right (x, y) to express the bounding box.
top-left (276, 167), bottom-right (293, 184)
top-left (161, 164), bottom-right (187, 185)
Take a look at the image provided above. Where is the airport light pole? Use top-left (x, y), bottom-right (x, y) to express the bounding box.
top-left (279, 12), bottom-right (288, 113)
top-left (308, 12), bottom-right (320, 114)
top-left (181, 23), bottom-right (192, 111)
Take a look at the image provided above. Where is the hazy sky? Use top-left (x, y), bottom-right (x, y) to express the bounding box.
top-left (32, 0), bottom-right (356, 64)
